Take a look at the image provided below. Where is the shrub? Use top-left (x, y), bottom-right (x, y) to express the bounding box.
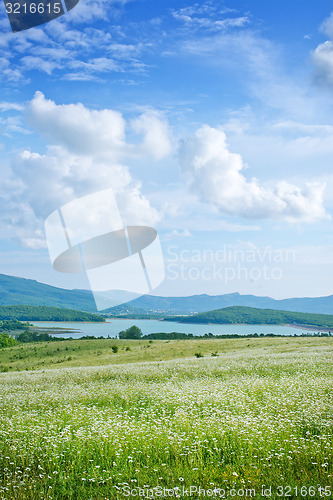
top-left (111, 345), bottom-right (118, 353)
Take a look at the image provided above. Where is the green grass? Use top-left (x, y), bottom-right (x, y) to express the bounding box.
top-left (0, 338), bottom-right (332, 499)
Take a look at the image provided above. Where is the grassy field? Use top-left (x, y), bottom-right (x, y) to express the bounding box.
top-left (0, 337), bottom-right (332, 499)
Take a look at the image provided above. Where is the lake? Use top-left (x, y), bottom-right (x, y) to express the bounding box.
top-left (31, 319), bottom-right (319, 339)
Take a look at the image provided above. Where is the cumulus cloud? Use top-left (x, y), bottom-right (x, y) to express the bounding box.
top-left (10, 147), bottom-right (159, 225)
top-left (1, 93), bottom-right (172, 246)
top-left (2, 144), bottom-right (162, 248)
top-left (179, 125), bottom-right (329, 223)
top-left (131, 111), bottom-right (172, 160)
top-left (312, 13), bottom-right (333, 87)
top-left (312, 41), bottom-right (333, 86)
top-left (26, 92), bottom-right (171, 160)
top-left (27, 92), bottom-right (126, 157)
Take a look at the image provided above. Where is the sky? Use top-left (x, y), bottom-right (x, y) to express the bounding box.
top-left (0, 0), bottom-right (333, 300)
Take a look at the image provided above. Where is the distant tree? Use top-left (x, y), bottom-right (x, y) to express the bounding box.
top-left (15, 331), bottom-right (59, 343)
top-left (119, 325), bottom-right (143, 340)
top-left (0, 332), bottom-right (18, 348)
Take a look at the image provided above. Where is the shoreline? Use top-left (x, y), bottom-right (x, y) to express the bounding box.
top-left (164, 319), bottom-right (332, 332)
top-left (288, 323), bottom-right (332, 333)
top-left (30, 320), bottom-right (106, 324)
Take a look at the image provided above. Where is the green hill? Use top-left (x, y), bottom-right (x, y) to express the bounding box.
top-left (168, 306), bottom-right (333, 329)
top-left (0, 305), bottom-right (105, 322)
top-left (0, 274), bottom-right (96, 312)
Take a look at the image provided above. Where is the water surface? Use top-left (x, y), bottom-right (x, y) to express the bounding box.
top-left (31, 319), bottom-right (318, 339)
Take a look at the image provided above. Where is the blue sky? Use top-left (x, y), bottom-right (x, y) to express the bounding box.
top-left (1, 0), bottom-right (333, 299)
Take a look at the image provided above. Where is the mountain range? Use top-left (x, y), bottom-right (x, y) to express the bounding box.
top-left (0, 273), bottom-right (332, 315)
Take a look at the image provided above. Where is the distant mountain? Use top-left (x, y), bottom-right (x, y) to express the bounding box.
top-left (128, 292), bottom-right (333, 315)
top-left (166, 305), bottom-right (333, 329)
top-left (0, 274), bottom-right (96, 312)
top-left (0, 273), bottom-right (332, 315)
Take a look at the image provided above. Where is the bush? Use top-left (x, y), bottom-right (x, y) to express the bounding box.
top-left (111, 345), bottom-right (118, 353)
top-left (195, 352), bottom-right (203, 358)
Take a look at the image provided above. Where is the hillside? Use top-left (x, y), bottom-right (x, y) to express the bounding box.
top-left (0, 305), bottom-right (105, 322)
top-left (1, 273), bottom-right (333, 315)
top-left (167, 306), bottom-right (333, 329)
top-left (0, 274), bottom-right (96, 312)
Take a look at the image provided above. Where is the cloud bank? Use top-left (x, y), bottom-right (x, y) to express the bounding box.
top-left (1, 92), bottom-right (172, 247)
top-left (179, 125), bottom-right (328, 223)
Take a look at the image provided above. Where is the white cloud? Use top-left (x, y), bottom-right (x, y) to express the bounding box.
top-left (27, 92), bottom-right (126, 157)
top-left (0, 55), bottom-right (23, 82)
top-left (108, 43), bottom-right (144, 58)
top-left (0, 102), bottom-right (29, 135)
top-left (69, 57), bottom-right (122, 73)
top-left (312, 12), bottom-right (333, 87)
top-left (10, 146), bottom-right (159, 223)
top-left (312, 40), bottom-right (333, 86)
top-left (163, 229), bottom-right (192, 240)
top-left (179, 125), bottom-right (329, 223)
top-left (174, 22), bottom-right (318, 119)
top-left (0, 115), bottom-right (31, 135)
top-left (0, 92), bottom-right (172, 246)
top-left (21, 56), bottom-right (63, 75)
top-left (131, 111), bottom-right (172, 160)
top-left (0, 101), bottom-right (24, 112)
top-left (0, 2), bottom-right (145, 82)
top-left (1, 146), bottom-right (160, 247)
top-left (320, 12), bottom-right (333, 39)
top-left (149, 186), bottom-right (261, 233)
top-left (171, 3), bottom-right (249, 32)
top-left (273, 121), bottom-right (333, 134)
top-left (26, 92), bottom-right (172, 160)
top-left (63, 0), bottom-right (128, 23)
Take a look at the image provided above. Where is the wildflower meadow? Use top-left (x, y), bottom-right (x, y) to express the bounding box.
top-left (0, 337), bottom-right (332, 499)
